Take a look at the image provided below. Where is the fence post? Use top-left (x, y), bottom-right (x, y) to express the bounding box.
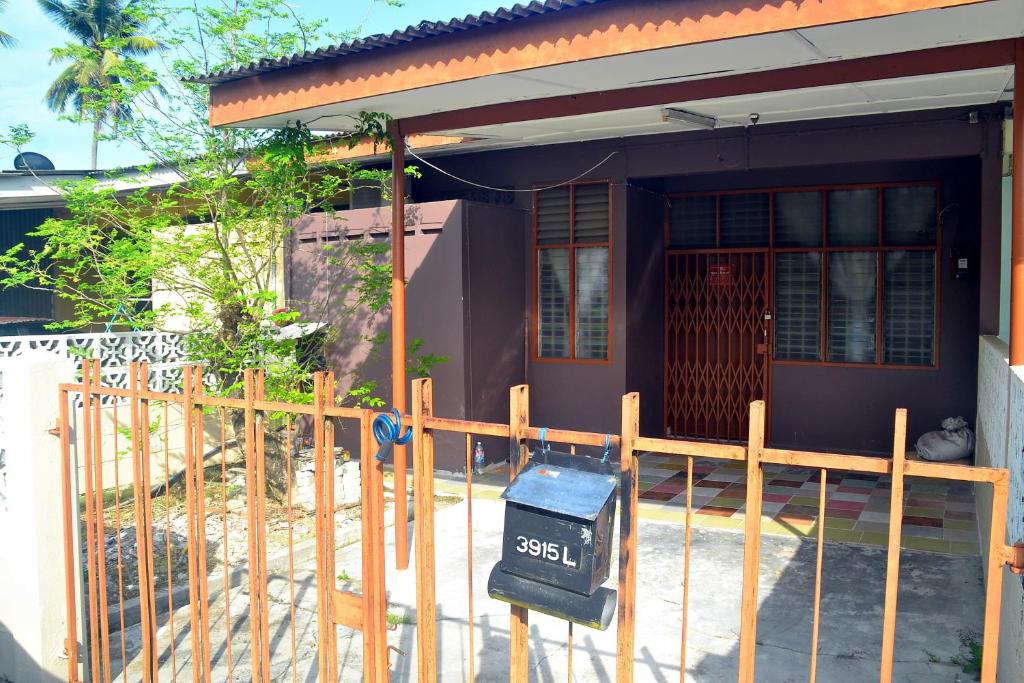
top-left (980, 471), bottom-right (1009, 681)
top-left (616, 392), bottom-right (640, 683)
top-left (0, 351), bottom-right (75, 682)
top-left (738, 399), bottom-right (766, 683)
top-left (879, 408), bottom-right (907, 683)
top-left (508, 385), bottom-right (530, 683)
top-left (412, 378), bottom-right (438, 681)
top-left (360, 409), bottom-right (388, 682)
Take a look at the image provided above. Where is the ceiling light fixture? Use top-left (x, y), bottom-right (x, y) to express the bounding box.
top-left (661, 107), bottom-right (718, 129)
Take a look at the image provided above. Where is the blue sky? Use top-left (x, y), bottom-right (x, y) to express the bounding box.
top-left (0, 0), bottom-right (499, 170)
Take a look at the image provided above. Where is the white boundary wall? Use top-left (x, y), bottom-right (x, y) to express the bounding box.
top-left (974, 335), bottom-right (1024, 681)
top-left (0, 352), bottom-right (77, 682)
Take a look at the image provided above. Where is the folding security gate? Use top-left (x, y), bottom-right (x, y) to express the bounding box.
top-left (665, 250), bottom-right (770, 441)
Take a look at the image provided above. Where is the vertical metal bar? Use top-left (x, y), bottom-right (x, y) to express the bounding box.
top-left (192, 368), bottom-right (213, 682)
top-left (59, 386), bottom-right (81, 683)
top-left (138, 361), bottom-right (159, 683)
top-left (738, 399), bottom-right (766, 683)
top-left (465, 434), bottom-right (476, 683)
top-left (567, 443), bottom-right (575, 683)
top-left (389, 119), bottom-right (410, 571)
top-left (679, 454), bottom-right (694, 683)
top-left (129, 362), bottom-right (156, 683)
top-left (508, 385), bottom-right (530, 682)
top-left (243, 369), bottom-right (263, 681)
top-left (81, 361), bottom-right (101, 683)
top-left (163, 400), bottom-right (178, 682)
top-left (312, 372), bottom-right (330, 682)
top-left (91, 361), bottom-right (112, 683)
top-left (324, 372), bottom-right (338, 682)
top-left (809, 468), bottom-right (827, 683)
top-left (616, 392), bottom-right (640, 683)
top-left (412, 378), bottom-right (438, 680)
top-left (567, 623), bottom-right (573, 682)
top-left (286, 415), bottom-right (297, 683)
top-left (220, 407), bottom-right (232, 681)
top-left (979, 474), bottom-right (1009, 682)
top-left (254, 370), bottom-right (272, 683)
top-left (361, 408), bottom-right (388, 682)
top-left (879, 408), bottom-right (907, 683)
top-left (112, 399), bottom-right (128, 674)
top-left (182, 366), bottom-right (202, 683)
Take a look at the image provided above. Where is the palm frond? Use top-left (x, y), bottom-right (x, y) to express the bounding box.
top-left (43, 63), bottom-right (84, 113)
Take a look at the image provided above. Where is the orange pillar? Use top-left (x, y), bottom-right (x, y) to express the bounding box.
top-left (390, 121), bottom-right (410, 569)
top-left (1011, 39), bottom-right (1024, 366)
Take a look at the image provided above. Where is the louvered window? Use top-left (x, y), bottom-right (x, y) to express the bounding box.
top-left (534, 182), bottom-right (611, 360)
top-left (827, 252), bottom-right (877, 363)
top-left (668, 182), bottom-right (938, 367)
top-left (720, 193), bottom-right (769, 247)
top-left (668, 195), bottom-right (715, 249)
top-left (774, 253), bottom-right (821, 360)
top-left (883, 251), bottom-right (935, 364)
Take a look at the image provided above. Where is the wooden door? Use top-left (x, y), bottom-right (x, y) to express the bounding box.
top-left (665, 251), bottom-right (770, 441)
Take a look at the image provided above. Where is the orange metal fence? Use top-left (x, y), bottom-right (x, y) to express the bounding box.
top-left (58, 364), bottom-right (1020, 682)
top-left (59, 362), bottom-right (388, 683)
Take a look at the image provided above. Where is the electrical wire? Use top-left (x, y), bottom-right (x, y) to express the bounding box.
top-left (404, 144), bottom-right (618, 192)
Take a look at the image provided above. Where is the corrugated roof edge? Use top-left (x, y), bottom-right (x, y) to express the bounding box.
top-left (187, 0), bottom-right (605, 85)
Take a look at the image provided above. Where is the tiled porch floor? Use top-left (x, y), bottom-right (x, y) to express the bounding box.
top-left (433, 452), bottom-right (981, 556)
top-left (637, 454), bottom-right (981, 555)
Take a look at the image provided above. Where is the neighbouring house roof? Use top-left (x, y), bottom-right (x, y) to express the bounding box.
top-left (189, 0), bottom-right (604, 85)
top-left (0, 166), bottom-right (184, 209)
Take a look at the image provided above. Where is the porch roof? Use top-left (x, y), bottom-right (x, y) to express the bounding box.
top-left (204, 0), bottom-right (1021, 150)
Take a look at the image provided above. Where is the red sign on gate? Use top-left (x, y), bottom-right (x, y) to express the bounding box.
top-left (708, 263), bottom-right (734, 287)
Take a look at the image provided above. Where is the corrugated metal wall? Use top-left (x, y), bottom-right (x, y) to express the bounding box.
top-left (0, 209), bottom-right (54, 320)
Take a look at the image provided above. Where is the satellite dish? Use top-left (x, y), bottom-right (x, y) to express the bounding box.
top-left (13, 152), bottom-right (56, 171)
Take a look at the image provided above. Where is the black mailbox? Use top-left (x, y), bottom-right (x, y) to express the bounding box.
top-left (487, 449), bottom-right (618, 629)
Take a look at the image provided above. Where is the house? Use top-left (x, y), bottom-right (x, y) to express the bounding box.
top-left (196, 4), bottom-right (1024, 677)
top-left (0, 164), bottom-right (191, 333)
top-left (198, 0), bottom-right (1020, 451)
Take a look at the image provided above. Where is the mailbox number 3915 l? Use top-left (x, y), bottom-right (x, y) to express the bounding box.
top-left (515, 535), bottom-right (578, 568)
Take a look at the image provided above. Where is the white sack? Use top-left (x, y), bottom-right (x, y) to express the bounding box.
top-left (915, 416), bottom-right (975, 462)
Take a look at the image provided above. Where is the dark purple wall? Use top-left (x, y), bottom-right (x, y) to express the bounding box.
top-left (288, 200), bottom-right (526, 470)
top-left (396, 107), bottom-right (1001, 455)
top-left (624, 186), bottom-right (666, 438)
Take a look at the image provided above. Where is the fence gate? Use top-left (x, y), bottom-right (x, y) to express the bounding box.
top-left (58, 361), bottom-right (389, 682)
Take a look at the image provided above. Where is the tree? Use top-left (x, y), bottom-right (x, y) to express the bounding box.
top-left (0, 0), bottom-right (14, 47)
top-left (0, 0), bottom-right (440, 499)
top-left (38, 0), bottom-right (162, 169)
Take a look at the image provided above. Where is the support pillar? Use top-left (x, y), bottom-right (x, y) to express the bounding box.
top-left (1011, 39), bottom-right (1024, 365)
top-left (389, 120), bottom-right (410, 569)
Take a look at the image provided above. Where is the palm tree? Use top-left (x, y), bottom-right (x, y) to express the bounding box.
top-left (0, 0), bottom-right (15, 47)
top-left (39, 0), bottom-right (161, 168)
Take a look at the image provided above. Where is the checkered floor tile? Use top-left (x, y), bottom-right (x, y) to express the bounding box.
top-left (638, 454), bottom-right (980, 555)
top-left (430, 452), bottom-right (981, 556)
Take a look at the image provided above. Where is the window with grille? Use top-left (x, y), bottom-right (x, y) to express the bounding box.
top-left (667, 183), bottom-right (938, 367)
top-left (534, 182), bottom-right (611, 361)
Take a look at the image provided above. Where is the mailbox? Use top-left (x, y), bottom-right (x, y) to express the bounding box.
top-left (487, 449), bottom-right (618, 629)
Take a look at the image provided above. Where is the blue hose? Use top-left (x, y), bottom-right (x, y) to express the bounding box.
top-left (373, 409), bottom-right (413, 447)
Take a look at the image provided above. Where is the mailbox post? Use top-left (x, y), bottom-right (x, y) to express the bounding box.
top-left (487, 450), bottom-right (618, 629)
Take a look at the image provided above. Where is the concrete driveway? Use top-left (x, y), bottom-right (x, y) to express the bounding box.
top-left (115, 496), bottom-right (984, 682)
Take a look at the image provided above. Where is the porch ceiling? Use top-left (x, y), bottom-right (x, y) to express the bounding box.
top-left (215, 0), bottom-right (1022, 157)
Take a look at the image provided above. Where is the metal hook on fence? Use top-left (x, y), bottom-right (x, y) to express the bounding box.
top-left (602, 434), bottom-right (612, 463)
top-left (372, 409), bottom-right (413, 462)
top-left (538, 426), bottom-right (549, 459)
